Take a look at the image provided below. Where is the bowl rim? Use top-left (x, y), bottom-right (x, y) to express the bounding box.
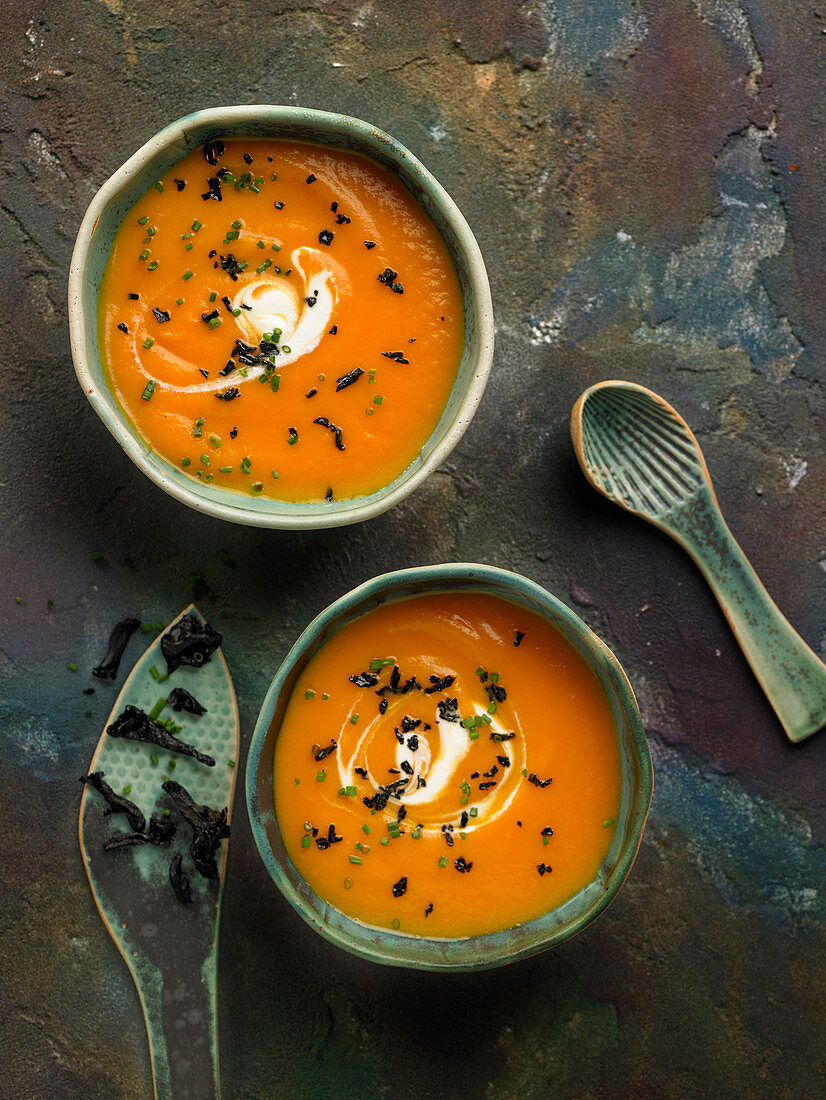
top-left (245, 562), bottom-right (653, 970)
top-left (68, 105), bottom-right (494, 529)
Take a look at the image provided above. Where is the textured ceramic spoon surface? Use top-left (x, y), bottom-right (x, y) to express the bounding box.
top-left (79, 606), bottom-right (238, 1098)
top-left (571, 380), bottom-right (826, 743)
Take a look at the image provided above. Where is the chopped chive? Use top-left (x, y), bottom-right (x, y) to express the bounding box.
top-left (193, 418), bottom-right (204, 438)
top-left (66, 661), bottom-right (78, 672)
top-left (148, 697), bottom-right (167, 721)
top-left (184, 242), bottom-right (193, 251)
top-left (139, 250), bottom-right (150, 261)
top-left (231, 219), bottom-right (241, 229)
top-left (301, 834), bottom-right (311, 847)
top-left (271, 469), bottom-right (279, 479)
top-left (192, 220), bottom-right (202, 231)
top-left (152, 180), bottom-right (163, 193)
top-left (150, 752), bottom-right (159, 765)
top-left (438, 856), bottom-right (447, 867)
top-left (176, 297), bottom-right (185, 305)
top-left (460, 795), bottom-right (469, 804)
top-left (271, 375), bottom-right (280, 392)
top-left (150, 666), bottom-right (160, 679)
top-left (256, 239), bottom-right (265, 249)
top-left (200, 454), bottom-right (209, 466)
top-left (208, 317), bottom-right (222, 329)
top-left (146, 226), bottom-right (156, 237)
top-left (603, 818), bottom-right (615, 828)
top-left (470, 807), bottom-right (478, 817)
top-left (373, 394), bottom-right (384, 405)
top-left (350, 714), bottom-right (359, 725)
top-left (316, 770), bottom-right (326, 782)
top-left (141, 380), bottom-right (156, 401)
top-left (219, 465), bottom-right (232, 473)
top-left (208, 433), bottom-right (221, 447)
top-left (368, 369), bottom-right (376, 383)
top-left (345, 785), bottom-right (357, 797)
top-left (123, 785), bottom-right (132, 795)
top-left (181, 456), bottom-right (191, 467)
top-left (469, 729), bottom-right (479, 741)
top-left (349, 855), bottom-right (363, 865)
top-left (137, 216), bottom-right (149, 225)
top-left (380, 836), bottom-right (389, 846)
top-left (361, 824), bottom-right (371, 835)
top-left (181, 232), bottom-right (192, 240)
top-left (182, 270), bottom-right (194, 280)
top-left (488, 702), bottom-right (497, 714)
top-left (282, 345), bottom-right (291, 353)
top-left (147, 261), bottom-right (159, 271)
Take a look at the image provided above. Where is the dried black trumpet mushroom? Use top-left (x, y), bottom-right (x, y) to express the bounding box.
top-left (169, 853), bottom-right (193, 905)
top-left (80, 771), bottom-right (145, 833)
top-left (161, 614), bottom-right (222, 675)
top-left (92, 617), bottom-right (141, 680)
top-left (203, 139), bottom-right (225, 166)
top-left (107, 704), bottom-right (216, 767)
top-left (103, 814), bottom-right (178, 851)
top-left (437, 697), bottom-right (461, 723)
top-left (162, 780), bottom-right (230, 879)
top-left (166, 687), bottom-right (207, 716)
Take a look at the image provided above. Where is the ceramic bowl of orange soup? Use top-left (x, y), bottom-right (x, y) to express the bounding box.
top-left (69, 106), bottom-right (493, 528)
top-left (246, 564), bottom-right (652, 970)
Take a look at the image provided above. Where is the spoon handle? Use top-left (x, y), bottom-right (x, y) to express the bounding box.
top-left (673, 486), bottom-right (826, 742)
top-left (140, 957), bottom-right (221, 1100)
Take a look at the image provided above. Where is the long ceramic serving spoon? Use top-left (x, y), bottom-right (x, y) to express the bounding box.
top-left (571, 380), bottom-right (826, 743)
top-left (79, 605), bottom-right (239, 1098)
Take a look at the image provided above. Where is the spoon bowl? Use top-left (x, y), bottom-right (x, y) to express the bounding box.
top-left (572, 380), bottom-right (826, 743)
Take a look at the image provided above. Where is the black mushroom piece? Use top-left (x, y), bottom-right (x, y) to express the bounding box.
top-left (103, 814), bottom-right (177, 851)
top-left (92, 617), bottom-right (141, 680)
top-left (162, 780), bottom-right (230, 879)
top-left (166, 687), bottom-right (207, 716)
top-left (80, 771), bottom-right (145, 832)
top-left (169, 853), bottom-right (193, 905)
top-left (107, 704), bottom-right (216, 767)
top-left (160, 614), bottom-right (222, 675)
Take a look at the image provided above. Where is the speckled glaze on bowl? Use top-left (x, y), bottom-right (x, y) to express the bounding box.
top-left (68, 106), bottom-right (494, 529)
top-left (246, 564), bottom-right (653, 971)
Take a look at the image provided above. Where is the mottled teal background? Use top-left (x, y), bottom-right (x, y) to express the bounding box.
top-left (2, 1), bottom-right (825, 1097)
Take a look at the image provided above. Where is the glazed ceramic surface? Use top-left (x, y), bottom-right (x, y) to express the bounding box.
top-left (68, 105), bottom-right (494, 529)
top-left (79, 607), bottom-right (239, 1099)
top-left (246, 563), bottom-right (652, 971)
top-left (572, 381), bottom-right (826, 743)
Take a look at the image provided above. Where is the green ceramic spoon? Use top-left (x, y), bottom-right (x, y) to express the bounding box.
top-left (79, 606), bottom-right (238, 1098)
top-left (571, 380), bottom-right (826, 743)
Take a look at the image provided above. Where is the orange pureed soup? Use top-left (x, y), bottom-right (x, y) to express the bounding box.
top-left (273, 592), bottom-right (622, 938)
top-left (98, 138), bottom-right (464, 502)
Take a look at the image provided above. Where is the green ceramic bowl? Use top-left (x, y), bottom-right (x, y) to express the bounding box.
top-left (68, 106), bottom-right (493, 529)
top-left (246, 563), bottom-right (653, 970)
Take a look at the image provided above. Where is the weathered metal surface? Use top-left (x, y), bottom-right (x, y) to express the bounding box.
top-left (1, 1), bottom-right (825, 1096)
